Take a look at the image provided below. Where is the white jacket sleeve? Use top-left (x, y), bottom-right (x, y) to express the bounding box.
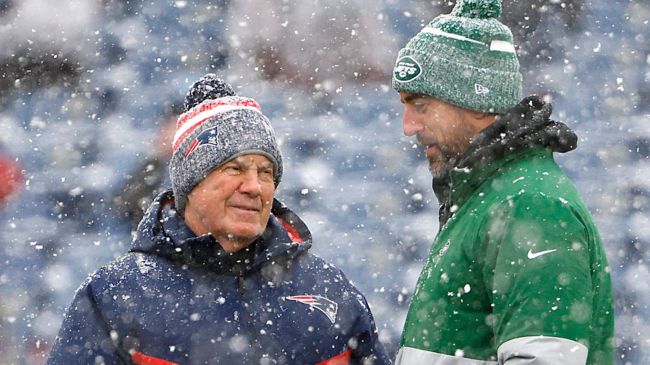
top-left (498, 336), bottom-right (588, 365)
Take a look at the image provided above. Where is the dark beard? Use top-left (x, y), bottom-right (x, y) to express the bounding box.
top-left (427, 140), bottom-right (464, 181)
top-left (428, 155), bottom-right (452, 181)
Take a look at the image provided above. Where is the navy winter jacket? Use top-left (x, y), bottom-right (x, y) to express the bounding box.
top-left (47, 190), bottom-right (390, 365)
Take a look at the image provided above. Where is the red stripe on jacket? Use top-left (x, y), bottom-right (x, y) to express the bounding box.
top-left (317, 349), bottom-right (352, 365)
top-left (131, 352), bottom-right (179, 365)
top-left (132, 349), bottom-right (350, 365)
top-left (278, 217), bottom-right (304, 243)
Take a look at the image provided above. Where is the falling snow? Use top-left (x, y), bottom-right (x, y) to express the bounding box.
top-left (0, 0), bottom-right (647, 364)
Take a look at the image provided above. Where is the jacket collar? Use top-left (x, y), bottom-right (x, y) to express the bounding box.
top-left (131, 190), bottom-right (312, 276)
top-left (433, 96), bottom-right (578, 226)
top-left (448, 147), bottom-right (550, 213)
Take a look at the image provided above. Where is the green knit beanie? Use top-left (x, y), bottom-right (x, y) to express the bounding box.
top-left (392, 0), bottom-right (522, 114)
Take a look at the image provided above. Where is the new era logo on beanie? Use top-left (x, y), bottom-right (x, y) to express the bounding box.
top-left (392, 0), bottom-right (522, 114)
top-left (170, 74), bottom-right (283, 215)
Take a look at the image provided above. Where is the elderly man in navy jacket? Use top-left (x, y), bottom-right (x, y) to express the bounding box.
top-left (46, 75), bottom-right (390, 365)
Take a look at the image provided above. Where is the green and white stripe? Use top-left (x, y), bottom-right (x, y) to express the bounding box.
top-left (396, 347), bottom-right (497, 365)
top-left (396, 336), bottom-right (588, 364)
top-left (420, 27), bottom-right (516, 54)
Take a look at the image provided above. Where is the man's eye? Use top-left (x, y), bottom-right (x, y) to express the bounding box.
top-left (259, 169), bottom-right (274, 181)
top-left (224, 166), bottom-right (241, 174)
top-left (413, 102), bottom-right (426, 112)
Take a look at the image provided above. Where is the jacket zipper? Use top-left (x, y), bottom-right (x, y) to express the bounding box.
top-left (237, 274), bottom-right (246, 294)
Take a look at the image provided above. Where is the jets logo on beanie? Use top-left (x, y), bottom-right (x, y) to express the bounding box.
top-left (169, 74), bottom-right (283, 215)
top-left (392, 0), bottom-right (522, 114)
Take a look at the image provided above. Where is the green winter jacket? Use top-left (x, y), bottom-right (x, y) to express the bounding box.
top-left (396, 97), bottom-right (614, 365)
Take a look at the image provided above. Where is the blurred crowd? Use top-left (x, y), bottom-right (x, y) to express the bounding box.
top-left (0, 0), bottom-right (648, 364)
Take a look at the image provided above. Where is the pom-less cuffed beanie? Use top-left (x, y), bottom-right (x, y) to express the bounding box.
top-left (392, 0), bottom-right (522, 114)
top-left (169, 74), bottom-right (283, 215)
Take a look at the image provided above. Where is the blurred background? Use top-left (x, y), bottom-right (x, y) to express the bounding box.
top-left (0, 0), bottom-right (647, 364)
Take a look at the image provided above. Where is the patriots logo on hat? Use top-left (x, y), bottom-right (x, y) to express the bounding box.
top-left (285, 295), bottom-right (338, 324)
top-left (184, 126), bottom-right (220, 158)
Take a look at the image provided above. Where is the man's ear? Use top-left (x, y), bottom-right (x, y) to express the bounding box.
top-left (471, 111), bottom-right (498, 130)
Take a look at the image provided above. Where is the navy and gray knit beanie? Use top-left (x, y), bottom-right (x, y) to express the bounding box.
top-left (169, 74), bottom-right (283, 215)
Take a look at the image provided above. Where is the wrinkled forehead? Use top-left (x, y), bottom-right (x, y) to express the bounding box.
top-left (226, 153), bottom-right (274, 168)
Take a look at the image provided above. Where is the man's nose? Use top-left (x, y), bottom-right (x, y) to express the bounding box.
top-left (402, 109), bottom-right (422, 136)
top-left (238, 170), bottom-right (262, 196)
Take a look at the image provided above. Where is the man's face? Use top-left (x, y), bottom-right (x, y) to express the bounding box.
top-left (184, 154), bottom-right (276, 252)
top-left (399, 92), bottom-right (486, 179)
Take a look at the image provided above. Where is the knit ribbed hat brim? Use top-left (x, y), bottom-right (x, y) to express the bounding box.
top-left (393, 0), bottom-right (522, 113)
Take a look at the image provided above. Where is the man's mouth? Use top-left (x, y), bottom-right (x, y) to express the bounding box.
top-left (425, 144), bottom-right (440, 158)
top-left (230, 203), bottom-right (261, 212)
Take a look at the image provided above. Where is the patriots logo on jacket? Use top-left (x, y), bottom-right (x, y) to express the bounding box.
top-left (184, 126), bottom-right (220, 158)
top-left (285, 295), bottom-right (338, 324)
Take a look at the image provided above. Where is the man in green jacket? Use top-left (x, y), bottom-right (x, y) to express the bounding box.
top-left (391, 0), bottom-right (614, 364)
